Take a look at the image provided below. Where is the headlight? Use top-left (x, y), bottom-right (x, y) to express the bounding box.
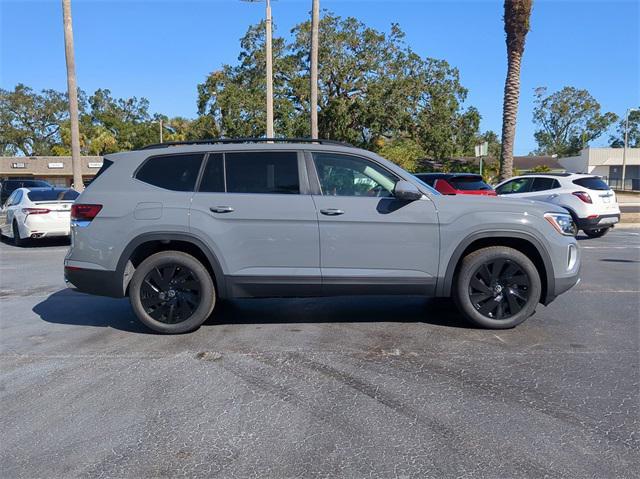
top-left (544, 213), bottom-right (577, 236)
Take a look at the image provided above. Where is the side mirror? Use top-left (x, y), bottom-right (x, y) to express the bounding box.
top-left (394, 180), bottom-right (423, 201)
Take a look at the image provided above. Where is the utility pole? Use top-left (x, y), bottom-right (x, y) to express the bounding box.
top-left (265, 0), bottom-right (274, 138)
top-left (62, 0), bottom-right (83, 191)
top-left (160, 119), bottom-right (163, 143)
top-left (622, 108), bottom-right (638, 191)
top-left (310, 0), bottom-right (319, 139)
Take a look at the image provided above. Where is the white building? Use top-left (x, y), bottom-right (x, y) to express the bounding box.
top-left (559, 147), bottom-right (640, 190)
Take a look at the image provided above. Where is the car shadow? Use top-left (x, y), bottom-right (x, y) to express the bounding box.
top-left (33, 289), bottom-right (473, 334)
top-left (1, 235), bottom-right (70, 248)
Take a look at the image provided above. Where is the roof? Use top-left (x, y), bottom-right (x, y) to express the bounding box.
top-left (512, 155), bottom-right (564, 171)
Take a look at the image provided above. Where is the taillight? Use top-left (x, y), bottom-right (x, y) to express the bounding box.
top-left (71, 204), bottom-right (103, 221)
top-left (22, 208), bottom-right (51, 216)
top-left (572, 191), bottom-right (592, 204)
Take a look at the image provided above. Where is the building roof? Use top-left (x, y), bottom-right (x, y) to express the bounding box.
top-left (512, 155), bottom-right (564, 171)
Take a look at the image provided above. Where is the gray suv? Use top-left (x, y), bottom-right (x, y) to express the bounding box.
top-left (64, 139), bottom-right (580, 333)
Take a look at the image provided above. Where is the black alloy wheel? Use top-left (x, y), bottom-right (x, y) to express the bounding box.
top-left (140, 263), bottom-right (202, 324)
top-left (468, 258), bottom-right (530, 320)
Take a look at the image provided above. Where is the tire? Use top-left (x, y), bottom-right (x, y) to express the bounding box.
top-left (12, 221), bottom-right (26, 247)
top-left (453, 246), bottom-right (542, 329)
top-left (583, 227), bottom-right (610, 238)
top-left (129, 251), bottom-right (216, 334)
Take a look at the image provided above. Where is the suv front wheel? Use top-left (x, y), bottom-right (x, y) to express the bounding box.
top-left (453, 246), bottom-right (541, 329)
top-left (129, 251), bottom-right (216, 334)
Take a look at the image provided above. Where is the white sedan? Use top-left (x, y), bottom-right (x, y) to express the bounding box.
top-left (0, 187), bottom-right (79, 246)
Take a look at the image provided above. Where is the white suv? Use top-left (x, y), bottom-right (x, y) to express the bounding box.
top-left (495, 173), bottom-right (620, 238)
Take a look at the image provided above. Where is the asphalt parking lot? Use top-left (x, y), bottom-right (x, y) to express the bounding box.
top-left (1, 230), bottom-right (639, 478)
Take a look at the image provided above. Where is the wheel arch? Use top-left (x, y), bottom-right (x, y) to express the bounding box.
top-left (438, 231), bottom-right (555, 305)
top-left (116, 232), bottom-right (228, 299)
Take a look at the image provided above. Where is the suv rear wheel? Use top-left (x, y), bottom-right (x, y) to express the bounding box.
top-left (129, 251), bottom-right (216, 334)
top-left (453, 246), bottom-right (541, 329)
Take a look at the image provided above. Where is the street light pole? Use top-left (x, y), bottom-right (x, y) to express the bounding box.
top-left (310, 0), bottom-right (319, 139)
top-left (61, 0), bottom-right (84, 191)
top-left (265, 0), bottom-right (274, 138)
top-left (622, 108), bottom-right (638, 191)
top-left (160, 119), bottom-right (163, 144)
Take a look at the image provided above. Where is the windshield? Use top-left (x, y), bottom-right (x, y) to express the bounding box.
top-left (27, 189), bottom-right (79, 202)
top-left (448, 176), bottom-right (492, 191)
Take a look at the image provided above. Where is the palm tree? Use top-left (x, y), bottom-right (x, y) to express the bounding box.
top-left (499, 0), bottom-right (532, 181)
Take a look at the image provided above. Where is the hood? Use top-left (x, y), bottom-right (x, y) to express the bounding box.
top-left (430, 193), bottom-right (567, 217)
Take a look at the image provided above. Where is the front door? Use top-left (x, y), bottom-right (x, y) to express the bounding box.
top-left (309, 152), bottom-right (439, 295)
top-left (189, 151), bottom-right (321, 297)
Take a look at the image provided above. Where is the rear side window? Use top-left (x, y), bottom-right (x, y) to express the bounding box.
top-left (572, 177), bottom-right (609, 191)
top-left (199, 154), bottom-right (225, 193)
top-left (225, 152), bottom-right (299, 194)
top-left (448, 176), bottom-right (492, 191)
top-left (136, 154), bottom-right (204, 191)
top-left (531, 177), bottom-right (560, 192)
top-left (27, 189), bottom-right (79, 201)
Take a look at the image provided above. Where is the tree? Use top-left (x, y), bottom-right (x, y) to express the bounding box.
top-left (197, 13), bottom-right (481, 164)
top-left (0, 84), bottom-right (68, 155)
top-left (533, 86), bottom-right (618, 156)
top-left (499, 0), bottom-right (532, 181)
top-left (610, 110), bottom-right (640, 148)
top-left (377, 138), bottom-right (425, 172)
top-left (478, 130), bottom-right (502, 159)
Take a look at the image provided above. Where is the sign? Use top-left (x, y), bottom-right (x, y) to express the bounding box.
top-left (474, 142), bottom-right (488, 157)
top-left (48, 162), bottom-right (64, 169)
top-left (88, 162), bottom-right (103, 168)
top-left (11, 162), bottom-right (26, 169)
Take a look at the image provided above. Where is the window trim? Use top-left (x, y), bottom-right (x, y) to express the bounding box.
top-left (132, 152), bottom-right (206, 192)
top-left (195, 149), bottom-right (308, 196)
top-left (306, 151), bottom-right (402, 198)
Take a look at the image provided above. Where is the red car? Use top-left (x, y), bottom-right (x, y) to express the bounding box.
top-left (414, 173), bottom-right (497, 196)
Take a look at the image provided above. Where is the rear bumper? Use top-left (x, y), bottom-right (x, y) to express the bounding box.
top-left (64, 266), bottom-right (124, 298)
top-left (576, 213), bottom-right (620, 230)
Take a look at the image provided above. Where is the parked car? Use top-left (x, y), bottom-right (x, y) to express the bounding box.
top-left (0, 179), bottom-right (53, 205)
top-left (494, 173), bottom-right (620, 238)
top-left (414, 173), bottom-right (496, 196)
top-left (0, 187), bottom-right (79, 246)
top-left (64, 139), bottom-right (580, 333)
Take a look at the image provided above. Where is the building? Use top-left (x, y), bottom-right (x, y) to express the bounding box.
top-left (0, 156), bottom-right (104, 187)
top-left (558, 147), bottom-right (640, 190)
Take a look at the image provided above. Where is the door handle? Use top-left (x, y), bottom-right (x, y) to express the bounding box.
top-left (210, 206), bottom-right (234, 214)
top-left (547, 194), bottom-right (558, 200)
top-left (320, 208), bottom-right (345, 216)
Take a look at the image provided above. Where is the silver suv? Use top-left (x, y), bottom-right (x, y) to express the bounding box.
top-left (65, 139), bottom-right (580, 333)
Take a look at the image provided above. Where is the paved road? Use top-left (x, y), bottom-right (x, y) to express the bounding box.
top-left (1, 230), bottom-right (639, 478)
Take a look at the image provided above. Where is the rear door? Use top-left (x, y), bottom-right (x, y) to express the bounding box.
top-left (526, 177), bottom-right (562, 202)
top-left (189, 150), bottom-right (320, 297)
top-left (308, 151), bottom-right (439, 295)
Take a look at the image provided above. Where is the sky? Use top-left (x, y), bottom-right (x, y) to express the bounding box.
top-left (1, 0), bottom-right (638, 155)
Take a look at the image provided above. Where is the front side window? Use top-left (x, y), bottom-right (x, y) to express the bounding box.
top-left (496, 177), bottom-right (533, 195)
top-left (136, 154), bottom-right (204, 191)
top-left (313, 153), bottom-right (398, 197)
top-left (225, 152), bottom-right (299, 194)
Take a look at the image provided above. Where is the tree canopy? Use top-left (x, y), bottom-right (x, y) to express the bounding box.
top-left (609, 110), bottom-right (640, 148)
top-left (532, 86), bottom-right (618, 156)
top-left (197, 13), bottom-right (483, 160)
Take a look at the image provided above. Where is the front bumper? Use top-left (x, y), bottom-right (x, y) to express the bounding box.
top-left (576, 213), bottom-right (620, 230)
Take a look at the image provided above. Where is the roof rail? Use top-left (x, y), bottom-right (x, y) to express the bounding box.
top-left (139, 137), bottom-right (353, 150)
top-left (521, 172), bottom-right (572, 177)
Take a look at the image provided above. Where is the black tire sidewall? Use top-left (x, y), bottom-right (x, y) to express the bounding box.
top-left (454, 247), bottom-right (541, 329)
top-left (13, 221), bottom-right (25, 246)
top-left (584, 227), bottom-right (610, 238)
top-left (129, 251), bottom-right (215, 334)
